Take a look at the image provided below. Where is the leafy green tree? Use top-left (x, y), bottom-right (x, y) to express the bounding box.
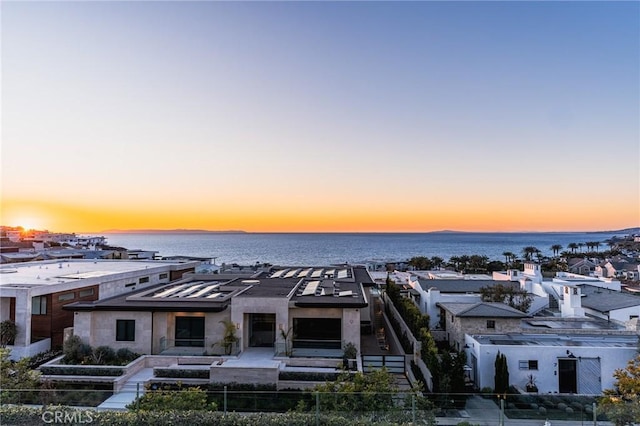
top-left (600, 355), bottom-right (640, 425)
top-left (468, 255), bottom-right (489, 273)
top-left (437, 350), bottom-right (468, 408)
top-left (409, 256), bottom-right (432, 270)
top-left (0, 320), bottom-right (16, 347)
top-left (128, 384), bottom-right (216, 411)
top-left (63, 335), bottom-right (92, 364)
top-left (0, 348), bottom-right (41, 403)
top-left (312, 368), bottom-right (402, 414)
top-left (480, 283), bottom-right (533, 312)
top-left (431, 256), bottom-right (444, 269)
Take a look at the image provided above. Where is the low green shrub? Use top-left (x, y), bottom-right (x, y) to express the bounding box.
top-left (278, 371), bottom-right (340, 382)
top-left (1, 405), bottom-right (434, 425)
top-left (92, 346), bottom-right (116, 365)
top-left (154, 368), bottom-right (209, 379)
top-left (39, 366), bottom-right (124, 376)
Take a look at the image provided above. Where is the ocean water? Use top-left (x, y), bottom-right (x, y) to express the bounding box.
top-left (101, 231), bottom-right (627, 266)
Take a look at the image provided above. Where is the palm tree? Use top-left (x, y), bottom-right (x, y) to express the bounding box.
top-left (594, 242), bottom-right (601, 252)
top-left (568, 243), bottom-right (578, 254)
top-left (459, 255), bottom-right (471, 272)
top-left (522, 246), bottom-right (539, 261)
top-left (551, 244), bottom-right (562, 258)
top-left (578, 242), bottom-right (585, 253)
top-left (449, 256), bottom-right (461, 271)
top-left (215, 320), bottom-right (239, 355)
top-left (502, 251), bottom-right (515, 265)
top-left (431, 256), bottom-right (444, 270)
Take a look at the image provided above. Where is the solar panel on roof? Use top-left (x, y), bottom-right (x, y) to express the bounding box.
top-left (206, 293), bottom-right (221, 299)
top-left (297, 268), bottom-right (312, 278)
top-left (152, 284), bottom-right (189, 298)
top-left (301, 280), bottom-right (320, 296)
top-left (187, 284), bottom-right (219, 298)
top-left (271, 269), bottom-right (287, 278)
top-left (174, 283), bottom-right (206, 297)
top-left (338, 290), bottom-right (353, 297)
top-left (310, 269), bottom-right (323, 278)
top-left (337, 269), bottom-right (348, 279)
top-left (284, 269), bottom-right (300, 278)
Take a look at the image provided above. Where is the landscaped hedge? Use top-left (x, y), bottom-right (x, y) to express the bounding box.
top-left (278, 371), bottom-right (340, 382)
top-left (154, 368), bottom-right (210, 379)
top-left (39, 366), bottom-right (124, 376)
top-left (0, 405), bottom-right (431, 426)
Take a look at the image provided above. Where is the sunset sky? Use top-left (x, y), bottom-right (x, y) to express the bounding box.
top-left (2, 1), bottom-right (638, 233)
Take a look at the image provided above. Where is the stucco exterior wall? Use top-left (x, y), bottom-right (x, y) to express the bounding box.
top-left (231, 296), bottom-right (289, 350)
top-left (609, 306), bottom-right (640, 323)
top-left (76, 311), bottom-right (153, 354)
top-left (466, 335), bottom-right (638, 394)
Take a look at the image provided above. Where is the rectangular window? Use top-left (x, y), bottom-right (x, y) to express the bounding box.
top-left (519, 360), bottom-right (539, 370)
top-left (79, 289), bottom-right (94, 297)
top-left (139, 277), bottom-right (149, 284)
top-left (32, 296), bottom-right (47, 315)
top-left (159, 273), bottom-right (168, 280)
top-left (125, 283), bottom-right (136, 288)
top-left (486, 320), bottom-right (496, 329)
top-left (175, 317), bottom-right (204, 347)
top-left (58, 293), bottom-right (75, 302)
top-left (116, 320), bottom-right (135, 341)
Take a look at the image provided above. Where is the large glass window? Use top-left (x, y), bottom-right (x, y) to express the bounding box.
top-left (116, 320), bottom-right (135, 341)
top-left (32, 296), bottom-right (47, 315)
top-left (293, 318), bottom-right (341, 349)
top-left (175, 317), bottom-right (205, 347)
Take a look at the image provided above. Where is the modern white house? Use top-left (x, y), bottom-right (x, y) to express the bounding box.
top-left (0, 259), bottom-right (199, 359)
top-left (66, 265), bottom-right (375, 358)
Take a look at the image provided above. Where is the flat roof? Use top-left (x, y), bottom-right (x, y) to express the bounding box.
top-left (0, 259), bottom-right (195, 288)
top-left (291, 279), bottom-right (367, 308)
top-left (471, 333), bottom-right (638, 348)
top-left (523, 318), bottom-right (627, 331)
top-left (418, 279), bottom-right (519, 293)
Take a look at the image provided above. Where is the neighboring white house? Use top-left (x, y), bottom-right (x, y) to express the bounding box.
top-left (0, 259), bottom-right (199, 359)
top-left (465, 332), bottom-right (639, 394)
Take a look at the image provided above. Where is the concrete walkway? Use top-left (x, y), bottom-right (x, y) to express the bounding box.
top-left (96, 368), bottom-right (154, 411)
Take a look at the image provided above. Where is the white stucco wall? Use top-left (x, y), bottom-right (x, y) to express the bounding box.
top-left (74, 311), bottom-right (153, 354)
top-left (231, 296), bottom-right (289, 351)
top-left (465, 335), bottom-right (638, 394)
top-left (608, 306), bottom-right (640, 323)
